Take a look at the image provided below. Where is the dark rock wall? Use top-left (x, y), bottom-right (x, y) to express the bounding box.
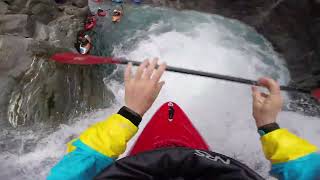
top-left (310, 0), bottom-right (320, 78)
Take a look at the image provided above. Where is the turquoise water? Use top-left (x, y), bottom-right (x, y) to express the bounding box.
top-left (89, 4), bottom-right (289, 81)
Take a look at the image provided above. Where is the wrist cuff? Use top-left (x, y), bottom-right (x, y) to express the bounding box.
top-left (258, 123), bottom-right (280, 136)
top-left (118, 106), bottom-right (142, 127)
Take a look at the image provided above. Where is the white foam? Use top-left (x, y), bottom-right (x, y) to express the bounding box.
top-left (113, 11), bottom-right (320, 178)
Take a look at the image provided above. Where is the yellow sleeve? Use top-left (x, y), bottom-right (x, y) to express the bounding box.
top-left (66, 139), bottom-right (77, 153)
top-left (78, 114), bottom-right (138, 158)
top-left (261, 128), bottom-right (318, 164)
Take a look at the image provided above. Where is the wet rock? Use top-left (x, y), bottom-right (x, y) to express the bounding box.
top-left (3, 0), bottom-right (60, 23)
top-left (72, 0), bottom-right (87, 8)
top-left (5, 0), bottom-right (25, 13)
top-left (33, 22), bottom-right (49, 41)
top-left (29, 2), bottom-right (60, 24)
top-left (0, 0), bottom-right (119, 130)
top-left (47, 15), bottom-right (83, 48)
top-left (0, 1), bottom-right (9, 14)
top-left (0, 35), bottom-right (34, 127)
top-left (0, 0), bottom-right (110, 129)
top-left (64, 5), bottom-right (89, 17)
top-left (0, 33), bottom-right (115, 129)
top-left (0, 35), bottom-right (34, 77)
top-left (7, 59), bottom-right (115, 128)
top-left (0, 14), bottom-right (34, 37)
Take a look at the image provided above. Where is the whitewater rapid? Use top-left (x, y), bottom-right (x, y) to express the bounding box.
top-left (1, 4), bottom-right (320, 180)
top-left (95, 4), bottom-right (320, 178)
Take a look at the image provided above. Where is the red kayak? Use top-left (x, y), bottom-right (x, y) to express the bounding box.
top-left (129, 102), bottom-right (209, 156)
top-left (85, 16), bottom-right (97, 30)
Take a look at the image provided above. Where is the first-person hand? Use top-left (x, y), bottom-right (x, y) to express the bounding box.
top-left (124, 59), bottom-right (167, 117)
top-left (251, 77), bottom-right (283, 128)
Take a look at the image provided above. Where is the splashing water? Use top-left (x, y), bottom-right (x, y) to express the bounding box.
top-left (1, 4), bottom-right (320, 180)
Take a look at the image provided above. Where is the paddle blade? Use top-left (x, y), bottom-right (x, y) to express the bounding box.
top-left (51, 52), bottom-right (118, 65)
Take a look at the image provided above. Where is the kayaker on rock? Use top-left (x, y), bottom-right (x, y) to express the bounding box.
top-left (112, 9), bottom-right (123, 23)
top-left (47, 60), bottom-right (320, 180)
top-left (75, 31), bottom-right (92, 55)
top-left (86, 14), bottom-right (95, 23)
top-left (97, 8), bottom-right (103, 14)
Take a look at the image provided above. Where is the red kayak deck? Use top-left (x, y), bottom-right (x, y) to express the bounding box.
top-left (129, 102), bottom-right (209, 156)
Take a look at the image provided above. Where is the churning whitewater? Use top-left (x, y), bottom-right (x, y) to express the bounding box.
top-left (1, 4), bottom-right (320, 180)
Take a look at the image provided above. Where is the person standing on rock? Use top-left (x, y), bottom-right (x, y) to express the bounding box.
top-left (47, 60), bottom-right (320, 180)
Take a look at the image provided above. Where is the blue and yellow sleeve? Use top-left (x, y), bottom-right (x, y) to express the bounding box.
top-left (47, 113), bottom-right (138, 180)
top-left (261, 129), bottom-right (320, 180)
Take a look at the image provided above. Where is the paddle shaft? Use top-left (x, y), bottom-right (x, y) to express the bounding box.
top-left (116, 59), bottom-right (311, 94)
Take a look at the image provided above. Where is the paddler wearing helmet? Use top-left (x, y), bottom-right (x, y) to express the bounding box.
top-left (75, 31), bottom-right (92, 55)
top-left (86, 14), bottom-right (95, 24)
top-left (112, 9), bottom-right (122, 23)
top-left (47, 59), bottom-right (320, 180)
top-left (97, 8), bottom-right (103, 14)
top-left (97, 8), bottom-right (107, 17)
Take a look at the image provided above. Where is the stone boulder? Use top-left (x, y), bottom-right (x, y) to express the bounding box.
top-left (0, 35), bottom-right (34, 127)
top-left (72, 0), bottom-right (88, 8)
top-left (33, 22), bottom-right (49, 41)
top-left (0, 1), bottom-right (9, 14)
top-left (47, 15), bottom-right (83, 48)
top-left (0, 0), bottom-right (105, 129)
top-left (0, 14), bottom-right (34, 37)
top-left (0, 36), bottom-right (34, 76)
top-left (28, 2), bottom-right (60, 24)
top-left (4, 0), bottom-right (25, 13)
top-left (63, 5), bottom-right (89, 17)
